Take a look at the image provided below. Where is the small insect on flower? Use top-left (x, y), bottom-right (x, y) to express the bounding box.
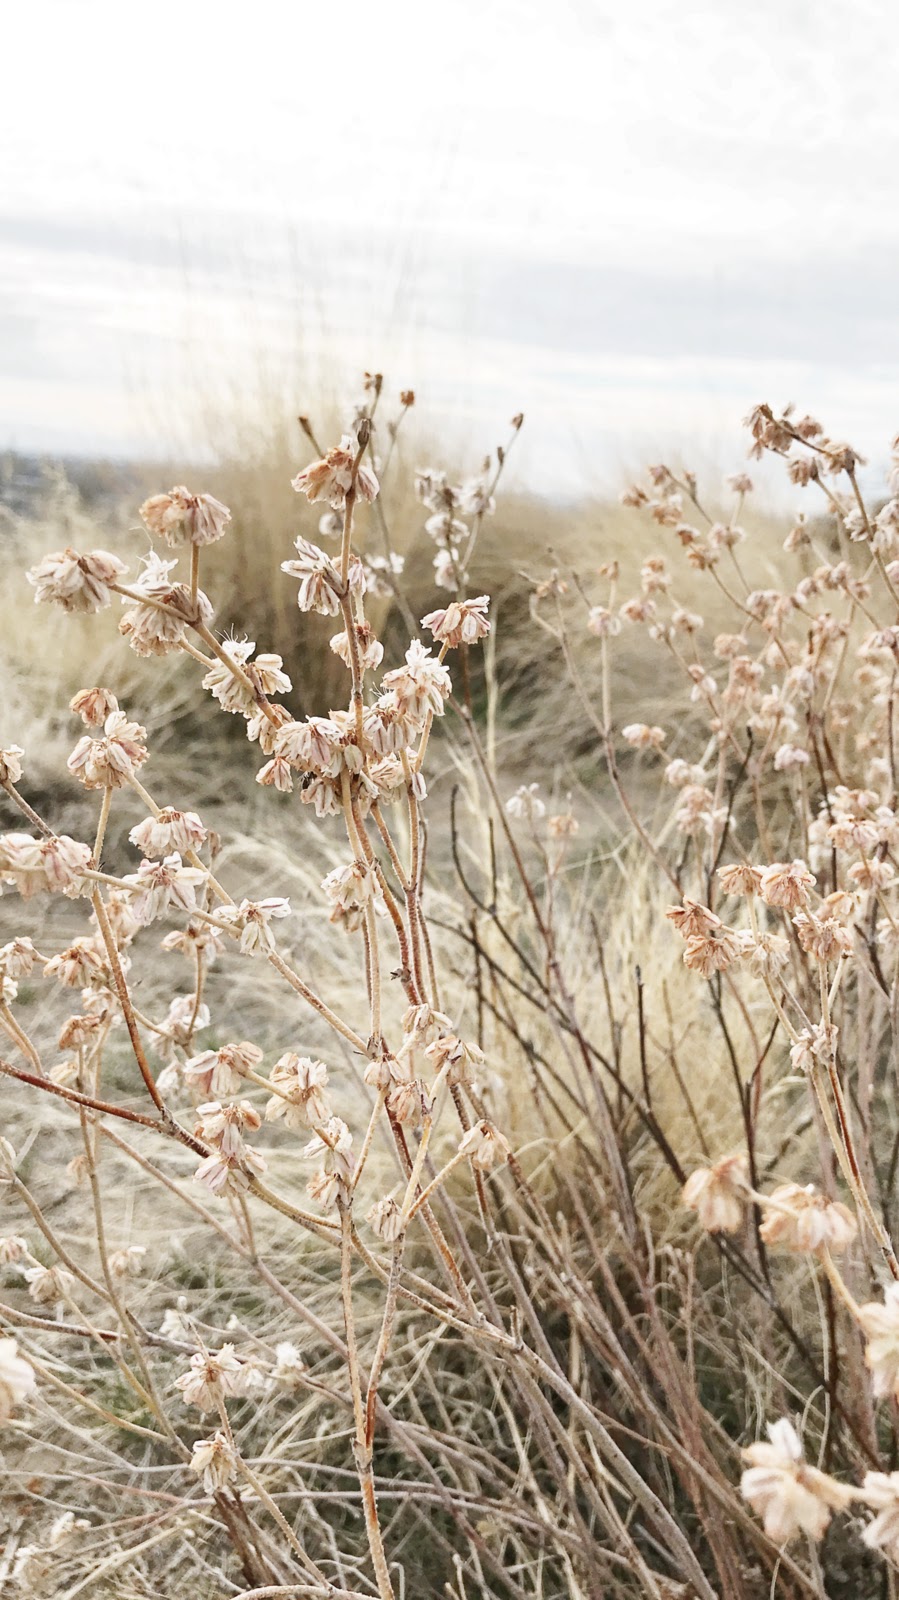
top-left (740, 1418), bottom-right (853, 1544)
top-left (139, 486), bottom-right (231, 548)
top-left (759, 1183), bottom-right (857, 1255)
top-left (681, 1153), bottom-right (749, 1235)
top-left (0, 1337), bottom-right (36, 1422)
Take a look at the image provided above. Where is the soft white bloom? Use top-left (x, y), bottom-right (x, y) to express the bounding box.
top-left (216, 897), bottom-right (291, 956)
top-left (139, 486), bottom-right (231, 547)
top-left (458, 1119), bottom-right (511, 1173)
top-left (421, 596), bottom-right (490, 648)
top-left (0, 938), bottom-right (36, 978)
top-left (759, 1183), bottom-right (857, 1254)
top-left (0, 1337), bottom-right (36, 1421)
top-left (861, 1471), bottom-right (899, 1558)
top-left (175, 1344), bottom-right (246, 1411)
top-left (28, 547), bottom-right (126, 612)
top-left (741, 1418), bottom-right (853, 1543)
top-left (67, 709), bottom-right (148, 789)
top-left (506, 784), bottom-right (546, 821)
top-left (265, 1055), bottom-right (330, 1130)
top-left (184, 1042), bottom-right (262, 1098)
top-left (681, 1153), bottom-right (749, 1234)
top-left (24, 1264), bottom-right (75, 1305)
top-left (281, 538), bottom-right (343, 616)
top-left (119, 552), bottom-right (213, 656)
top-left (292, 435), bottom-right (379, 510)
top-left (123, 854), bottom-right (206, 925)
top-left (0, 746), bottom-right (24, 785)
top-left (129, 809), bottom-right (207, 858)
top-left (190, 1430), bottom-right (238, 1490)
top-left (859, 1283), bottom-right (899, 1399)
top-left (381, 639), bottom-right (452, 724)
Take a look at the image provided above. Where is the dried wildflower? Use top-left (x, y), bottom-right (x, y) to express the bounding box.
top-left (47, 1511), bottom-right (90, 1549)
top-left (858, 1284), bottom-right (899, 1399)
top-left (272, 1341), bottom-right (305, 1386)
top-left (70, 686), bottom-right (118, 726)
top-left (330, 622), bottom-right (384, 672)
top-left (176, 1344), bottom-right (246, 1411)
top-left (622, 723), bottom-right (666, 750)
top-left (424, 1033), bottom-right (485, 1088)
top-left (256, 754), bottom-right (294, 792)
top-left (682, 1154), bottom-right (749, 1234)
top-left (281, 538), bottom-right (344, 615)
top-left (139, 486), bottom-right (231, 547)
top-left (191, 1431), bottom-right (238, 1490)
top-left (793, 912), bottom-right (852, 962)
top-left (421, 596), bottom-right (490, 648)
top-left (129, 809), bottom-right (207, 858)
top-left (216, 896), bottom-right (291, 957)
top-left (0, 938), bottom-right (36, 979)
top-left (859, 1472), bottom-right (899, 1558)
top-left (153, 993), bottom-right (211, 1063)
top-left (123, 854), bottom-right (206, 925)
top-left (28, 547), bottom-right (126, 612)
top-left (0, 746), bottom-right (24, 786)
top-left (505, 784), bottom-right (546, 821)
top-left (759, 1183), bottom-right (857, 1254)
top-left (185, 1042), bottom-right (262, 1098)
top-left (382, 640), bottom-right (452, 724)
top-left (458, 1120), bottom-right (511, 1173)
top-left (741, 1418), bottom-right (853, 1543)
top-left (107, 1244), bottom-right (146, 1279)
top-left (0, 1236), bottom-right (30, 1264)
top-left (265, 1054), bottom-right (330, 1130)
top-left (304, 1117), bottom-right (355, 1204)
top-left (24, 1264), bottom-right (75, 1304)
top-left (322, 859), bottom-right (374, 913)
top-left (547, 812), bottom-right (579, 840)
top-left (368, 1196), bottom-right (405, 1241)
top-left (292, 435), bottom-right (379, 510)
top-left (119, 552), bottom-right (213, 655)
top-left (758, 860), bottom-right (816, 910)
top-left (0, 834), bottom-right (92, 900)
top-left (587, 605), bottom-right (621, 638)
top-left (44, 937), bottom-right (106, 989)
top-left (0, 1337), bottom-right (35, 1421)
top-left (67, 709), bottom-right (148, 791)
top-left (666, 900), bottom-right (721, 939)
top-left (716, 863), bottom-right (762, 896)
top-left (788, 1022), bottom-right (839, 1073)
top-left (682, 929), bottom-right (747, 978)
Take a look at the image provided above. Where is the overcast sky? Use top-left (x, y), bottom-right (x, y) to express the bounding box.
top-left (4, 0), bottom-right (899, 492)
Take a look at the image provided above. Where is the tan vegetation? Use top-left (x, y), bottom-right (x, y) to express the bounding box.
top-left (1, 387), bottom-right (898, 1599)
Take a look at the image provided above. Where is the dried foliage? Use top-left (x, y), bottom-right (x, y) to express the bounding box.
top-left (4, 386), bottom-right (899, 1598)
